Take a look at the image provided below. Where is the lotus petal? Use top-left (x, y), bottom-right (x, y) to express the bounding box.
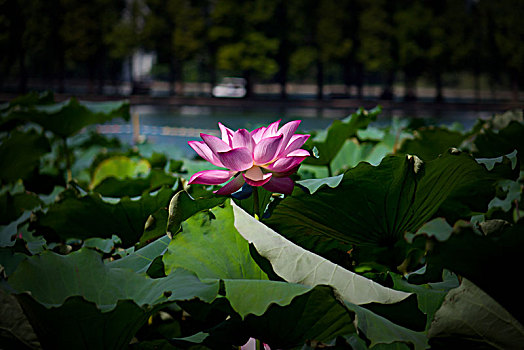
top-left (215, 174), bottom-right (246, 195)
top-left (201, 133), bottom-right (231, 155)
top-left (277, 120), bottom-right (301, 150)
top-left (231, 129), bottom-right (254, 151)
top-left (218, 122), bottom-right (234, 144)
top-left (286, 149), bottom-right (310, 157)
top-left (282, 134), bottom-right (310, 156)
top-left (253, 135), bottom-right (283, 165)
top-left (188, 170), bottom-right (235, 185)
top-left (217, 147), bottom-right (254, 172)
top-left (267, 156), bottom-right (308, 173)
top-left (262, 120), bottom-right (281, 138)
top-left (262, 176), bottom-right (295, 194)
top-left (243, 167), bottom-right (272, 186)
top-left (250, 126), bottom-right (266, 144)
top-left (188, 140), bottom-right (224, 167)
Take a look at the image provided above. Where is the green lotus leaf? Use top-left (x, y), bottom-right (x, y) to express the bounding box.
top-left (304, 107), bottom-right (380, 166)
top-left (5, 248), bottom-right (219, 350)
top-left (163, 201), bottom-right (362, 347)
top-left (93, 169), bottom-right (178, 198)
top-left (166, 187), bottom-right (226, 236)
top-left (2, 98), bottom-right (130, 138)
top-left (398, 127), bottom-right (466, 161)
top-left (473, 110), bottom-right (524, 167)
top-left (108, 235), bottom-right (171, 274)
top-left (265, 150), bottom-right (512, 266)
top-left (90, 156), bottom-right (151, 190)
top-left (29, 186), bottom-right (175, 247)
top-left (164, 202), bottom-right (267, 280)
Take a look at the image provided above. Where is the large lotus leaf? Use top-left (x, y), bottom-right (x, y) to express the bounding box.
top-left (162, 202), bottom-right (362, 346)
top-left (0, 130), bottom-right (51, 184)
top-left (428, 279), bottom-right (524, 349)
top-left (232, 202), bottom-right (411, 305)
top-left (5, 248), bottom-right (219, 350)
top-left (90, 156), bottom-right (151, 190)
top-left (29, 186), bottom-right (175, 247)
top-left (304, 107), bottom-right (380, 166)
top-left (3, 98), bottom-right (130, 138)
top-left (164, 202), bottom-right (267, 280)
top-left (265, 150), bottom-right (510, 254)
top-left (417, 220), bottom-right (524, 324)
top-left (398, 127), bottom-right (466, 161)
top-left (161, 202), bottom-right (423, 348)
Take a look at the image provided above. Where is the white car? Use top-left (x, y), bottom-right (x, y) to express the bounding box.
top-left (212, 77), bottom-right (247, 98)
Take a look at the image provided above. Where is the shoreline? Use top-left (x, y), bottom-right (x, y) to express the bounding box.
top-left (1, 92), bottom-right (522, 113)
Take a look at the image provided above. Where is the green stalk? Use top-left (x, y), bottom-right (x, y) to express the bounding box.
top-left (252, 186), bottom-right (260, 220)
top-left (327, 163), bottom-right (333, 177)
top-left (62, 137), bottom-right (72, 185)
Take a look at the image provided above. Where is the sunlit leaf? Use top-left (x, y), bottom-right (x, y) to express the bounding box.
top-left (164, 202), bottom-right (267, 280)
top-left (233, 202), bottom-right (411, 305)
top-left (90, 156), bottom-right (151, 190)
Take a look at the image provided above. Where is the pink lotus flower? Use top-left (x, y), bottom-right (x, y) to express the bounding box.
top-left (188, 120), bottom-right (310, 195)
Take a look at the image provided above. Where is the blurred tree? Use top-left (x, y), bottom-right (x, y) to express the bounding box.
top-left (143, 0), bottom-right (205, 95)
top-left (424, 0), bottom-right (470, 102)
top-left (340, 0), bottom-right (364, 98)
top-left (394, 1), bottom-right (432, 101)
top-left (211, 0), bottom-right (279, 97)
top-left (105, 0), bottom-right (147, 94)
top-left (358, 0), bottom-right (398, 100)
top-left (0, 0), bottom-right (41, 93)
top-left (288, 0), bottom-right (351, 100)
top-left (61, 0), bottom-right (124, 94)
top-left (487, 0), bottom-right (524, 101)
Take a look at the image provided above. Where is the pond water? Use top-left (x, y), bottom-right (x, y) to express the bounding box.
top-left (98, 104), bottom-right (498, 158)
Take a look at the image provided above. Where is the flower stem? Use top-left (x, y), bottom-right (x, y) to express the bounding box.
top-left (62, 137), bottom-right (72, 186)
top-left (252, 186), bottom-right (260, 220)
top-left (327, 163), bottom-right (333, 177)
